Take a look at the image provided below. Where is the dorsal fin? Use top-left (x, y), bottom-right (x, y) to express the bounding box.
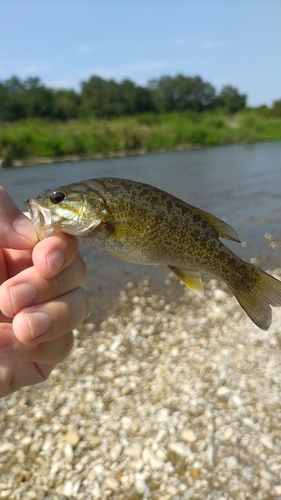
top-left (194, 208), bottom-right (240, 242)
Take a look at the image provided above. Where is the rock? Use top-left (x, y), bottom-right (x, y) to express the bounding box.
top-left (168, 441), bottom-right (192, 458)
top-left (110, 443), bottom-right (123, 461)
top-left (124, 442), bottom-right (143, 459)
top-left (0, 158), bottom-right (8, 168)
top-left (166, 484), bottom-right (179, 496)
top-left (217, 386), bottom-right (231, 402)
top-left (231, 393), bottom-right (243, 406)
top-left (241, 466), bottom-right (253, 479)
top-left (222, 426), bottom-right (234, 441)
top-left (134, 473), bottom-right (148, 494)
top-left (225, 456), bottom-right (239, 470)
top-left (91, 436), bottom-right (102, 448)
top-left (191, 464), bottom-right (201, 479)
top-left (142, 447), bottom-right (164, 470)
top-left (181, 429), bottom-right (196, 443)
top-left (64, 443), bottom-right (74, 461)
top-left (260, 435), bottom-right (274, 450)
top-left (213, 289), bottom-right (228, 301)
top-left (91, 484), bottom-right (102, 499)
top-left (0, 490), bottom-right (13, 499)
top-left (62, 480), bottom-right (76, 496)
top-left (104, 476), bottom-right (119, 490)
top-left (65, 430), bottom-right (80, 446)
top-left (2, 275), bottom-right (281, 498)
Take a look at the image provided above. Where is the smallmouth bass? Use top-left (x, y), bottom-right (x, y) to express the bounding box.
top-left (26, 177), bottom-right (281, 330)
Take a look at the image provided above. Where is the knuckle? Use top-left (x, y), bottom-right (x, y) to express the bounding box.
top-left (53, 331), bottom-right (74, 363)
top-left (79, 254), bottom-right (88, 280)
top-left (73, 252), bottom-right (87, 282)
top-left (65, 287), bottom-right (89, 330)
top-left (50, 273), bottom-right (61, 299)
top-left (38, 331), bottom-right (74, 364)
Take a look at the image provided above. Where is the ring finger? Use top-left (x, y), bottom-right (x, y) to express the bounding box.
top-left (0, 253), bottom-right (87, 318)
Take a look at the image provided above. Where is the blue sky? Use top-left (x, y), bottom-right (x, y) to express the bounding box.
top-left (0, 0), bottom-right (280, 106)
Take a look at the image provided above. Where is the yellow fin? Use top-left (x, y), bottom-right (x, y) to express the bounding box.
top-left (194, 207), bottom-right (240, 242)
top-left (168, 266), bottom-right (204, 296)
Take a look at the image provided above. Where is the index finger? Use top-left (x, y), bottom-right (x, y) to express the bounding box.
top-left (0, 187), bottom-right (37, 249)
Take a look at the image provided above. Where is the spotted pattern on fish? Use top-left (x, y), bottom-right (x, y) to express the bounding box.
top-left (26, 177), bottom-right (281, 330)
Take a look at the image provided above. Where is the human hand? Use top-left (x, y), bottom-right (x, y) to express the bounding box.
top-left (0, 186), bottom-right (89, 397)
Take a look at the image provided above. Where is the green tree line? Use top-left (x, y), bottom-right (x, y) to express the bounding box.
top-left (0, 74), bottom-right (248, 121)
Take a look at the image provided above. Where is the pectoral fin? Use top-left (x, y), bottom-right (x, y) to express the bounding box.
top-left (168, 266), bottom-right (204, 296)
top-left (106, 250), bottom-right (134, 263)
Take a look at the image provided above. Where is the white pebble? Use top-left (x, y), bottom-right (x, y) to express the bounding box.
top-left (134, 473), bottom-right (148, 494)
top-left (225, 456), bottom-right (238, 470)
top-left (91, 484), bottom-right (102, 499)
top-left (260, 435), bottom-right (274, 450)
top-left (104, 476), bottom-right (119, 490)
top-left (217, 386), bottom-right (231, 401)
top-left (181, 429), bottom-right (196, 443)
top-left (213, 289), bottom-right (228, 301)
top-left (168, 441), bottom-right (192, 458)
top-left (222, 427), bottom-right (234, 441)
top-left (62, 480), bottom-right (75, 496)
top-left (232, 394), bottom-right (243, 406)
top-left (241, 466), bottom-right (253, 479)
top-left (110, 443), bottom-right (123, 461)
top-left (64, 443), bottom-right (74, 461)
top-left (124, 442), bottom-right (143, 459)
top-left (142, 447), bottom-right (164, 469)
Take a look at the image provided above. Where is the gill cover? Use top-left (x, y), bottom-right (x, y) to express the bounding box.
top-left (27, 186), bottom-right (109, 239)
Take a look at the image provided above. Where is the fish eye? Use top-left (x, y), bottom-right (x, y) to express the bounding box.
top-left (50, 191), bottom-right (65, 204)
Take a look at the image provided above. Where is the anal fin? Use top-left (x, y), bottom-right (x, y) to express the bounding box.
top-left (168, 266), bottom-right (204, 296)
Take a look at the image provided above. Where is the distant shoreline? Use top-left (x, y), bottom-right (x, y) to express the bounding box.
top-left (1, 109), bottom-right (281, 167)
top-left (2, 144), bottom-right (202, 168)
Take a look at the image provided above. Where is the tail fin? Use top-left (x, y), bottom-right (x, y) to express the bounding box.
top-left (229, 267), bottom-right (281, 330)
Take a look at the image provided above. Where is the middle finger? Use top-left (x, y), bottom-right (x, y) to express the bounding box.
top-left (0, 253), bottom-right (87, 318)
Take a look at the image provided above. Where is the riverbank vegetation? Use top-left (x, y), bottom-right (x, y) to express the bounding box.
top-left (1, 74), bottom-right (281, 165)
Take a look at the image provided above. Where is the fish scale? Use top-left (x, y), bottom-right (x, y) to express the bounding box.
top-left (26, 177), bottom-right (281, 330)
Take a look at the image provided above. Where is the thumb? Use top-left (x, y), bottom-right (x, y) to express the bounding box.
top-left (0, 186), bottom-right (37, 249)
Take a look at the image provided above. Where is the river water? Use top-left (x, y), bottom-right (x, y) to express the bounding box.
top-left (1, 141), bottom-right (281, 323)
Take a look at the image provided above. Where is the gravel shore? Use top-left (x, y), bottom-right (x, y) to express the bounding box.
top-left (1, 273), bottom-right (281, 500)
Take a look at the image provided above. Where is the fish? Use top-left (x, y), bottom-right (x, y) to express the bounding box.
top-left (26, 177), bottom-right (281, 330)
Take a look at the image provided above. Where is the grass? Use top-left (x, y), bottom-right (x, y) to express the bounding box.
top-left (1, 109), bottom-right (281, 165)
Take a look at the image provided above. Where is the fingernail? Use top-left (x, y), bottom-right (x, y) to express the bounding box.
top-left (25, 311), bottom-right (52, 340)
top-left (47, 249), bottom-right (65, 276)
top-left (0, 328), bottom-right (15, 348)
top-left (9, 283), bottom-right (36, 314)
top-left (13, 215), bottom-right (37, 242)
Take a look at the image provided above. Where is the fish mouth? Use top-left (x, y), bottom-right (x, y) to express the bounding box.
top-left (25, 199), bottom-right (55, 239)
